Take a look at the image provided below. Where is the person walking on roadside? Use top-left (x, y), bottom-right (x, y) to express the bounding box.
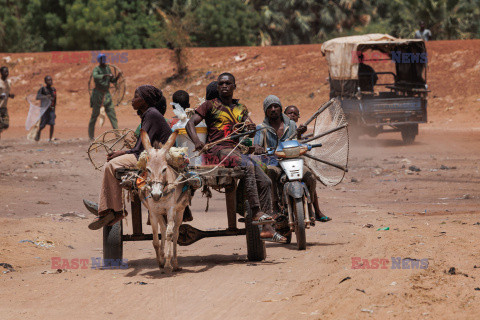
top-left (88, 53), bottom-right (120, 140)
top-left (35, 76), bottom-right (57, 142)
top-left (0, 66), bottom-right (15, 139)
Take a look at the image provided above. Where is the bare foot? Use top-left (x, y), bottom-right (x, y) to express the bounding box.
top-left (260, 224), bottom-right (275, 238)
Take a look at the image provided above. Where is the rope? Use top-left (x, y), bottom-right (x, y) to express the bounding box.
top-left (173, 135), bottom-right (248, 185)
top-left (124, 120), bottom-right (253, 191)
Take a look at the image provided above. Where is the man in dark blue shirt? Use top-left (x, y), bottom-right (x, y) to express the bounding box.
top-left (35, 76), bottom-right (57, 142)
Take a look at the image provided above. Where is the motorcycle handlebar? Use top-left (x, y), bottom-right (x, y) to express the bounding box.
top-left (308, 143), bottom-right (323, 149)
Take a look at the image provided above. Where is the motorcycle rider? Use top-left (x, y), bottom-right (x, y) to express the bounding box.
top-left (254, 95), bottom-right (331, 222)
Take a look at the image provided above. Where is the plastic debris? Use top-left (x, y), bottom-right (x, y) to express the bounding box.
top-left (408, 165), bottom-right (421, 172)
top-left (339, 276), bottom-right (351, 284)
top-left (41, 269), bottom-right (67, 274)
top-left (124, 281), bottom-right (151, 285)
top-left (19, 239), bottom-right (55, 248)
top-left (61, 211), bottom-right (87, 219)
top-left (440, 165), bottom-right (457, 170)
top-left (377, 227), bottom-right (390, 231)
top-left (234, 53), bottom-right (247, 62)
top-left (361, 309), bottom-right (373, 313)
top-left (0, 263), bottom-right (15, 273)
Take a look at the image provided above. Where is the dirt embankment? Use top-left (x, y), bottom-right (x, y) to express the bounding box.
top-left (1, 40), bottom-right (480, 139)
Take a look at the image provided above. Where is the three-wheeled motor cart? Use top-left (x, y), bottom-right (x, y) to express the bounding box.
top-left (321, 34), bottom-right (428, 144)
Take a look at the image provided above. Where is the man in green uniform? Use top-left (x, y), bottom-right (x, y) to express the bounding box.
top-left (88, 53), bottom-right (120, 140)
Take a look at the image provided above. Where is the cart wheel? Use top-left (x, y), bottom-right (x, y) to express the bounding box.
top-left (245, 200), bottom-right (266, 261)
top-left (401, 124), bottom-right (418, 144)
top-left (103, 221), bottom-right (123, 260)
top-left (293, 197), bottom-right (307, 250)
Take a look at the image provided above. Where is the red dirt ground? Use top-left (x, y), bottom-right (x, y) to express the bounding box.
top-left (1, 41), bottom-right (480, 319)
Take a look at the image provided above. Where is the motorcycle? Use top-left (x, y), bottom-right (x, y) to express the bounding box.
top-left (268, 140), bottom-right (323, 250)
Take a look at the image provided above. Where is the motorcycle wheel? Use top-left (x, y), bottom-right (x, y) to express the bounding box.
top-left (293, 197), bottom-right (307, 250)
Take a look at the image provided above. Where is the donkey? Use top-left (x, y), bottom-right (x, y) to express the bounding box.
top-left (139, 129), bottom-right (191, 272)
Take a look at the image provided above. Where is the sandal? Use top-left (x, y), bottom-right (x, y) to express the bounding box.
top-left (83, 199), bottom-right (99, 216)
top-left (263, 232), bottom-right (288, 244)
top-left (317, 216), bottom-right (332, 222)
top-left (107, 212), bottom-right (125, 226)
top-left (252, 213), bottom-right (275, 225)
top-left (88, 212), bottom-right (115, 230)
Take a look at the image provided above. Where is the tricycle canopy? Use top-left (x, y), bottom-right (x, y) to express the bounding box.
top-left (321, 34), bottom-right (427, 97)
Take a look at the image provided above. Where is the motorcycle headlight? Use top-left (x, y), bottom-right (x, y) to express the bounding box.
top-left (274, 146), bottom-right (308, 159)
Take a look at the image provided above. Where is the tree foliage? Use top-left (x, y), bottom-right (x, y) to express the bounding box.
top-left (189, 0), bottom-right (260, 47)
top-left (0, 0), bottom-right (479, 53)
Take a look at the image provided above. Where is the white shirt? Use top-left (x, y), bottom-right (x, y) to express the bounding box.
top-left (415, 29), bottom-right (432, 41)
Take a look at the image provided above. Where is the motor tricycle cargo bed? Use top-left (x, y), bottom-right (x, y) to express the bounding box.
top-left (340, 95), bottom-right (427, 126)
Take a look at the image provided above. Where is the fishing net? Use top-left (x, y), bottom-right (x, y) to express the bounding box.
top-left (88, 64), bottom-right (126, 107)
top-left (302, 98), bottom-right (349, 186)
top-left (25, 94), bottom-right (49, 140)
top-left (88, 64), bottom-right (126, 127)
top-left (87, 129), bottom-right (137, 170)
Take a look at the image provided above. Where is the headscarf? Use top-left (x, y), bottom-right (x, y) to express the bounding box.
top-left (263, 95), bottom-right (282, 113)
top-left (206, 81), bottom-right (219, 100)
top-left (136, 85), bottom-right (164, 113)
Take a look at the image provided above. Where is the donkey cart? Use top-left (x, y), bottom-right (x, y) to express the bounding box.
top-left (102, 165), bottom-right (267, 263)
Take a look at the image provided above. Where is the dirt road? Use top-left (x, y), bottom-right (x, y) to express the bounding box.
top-left (1, 127), bottom-right (479, 319)
top-left (1, 40), bottom-right (480, 319)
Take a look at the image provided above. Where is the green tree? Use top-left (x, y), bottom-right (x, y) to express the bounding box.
top-left (0, 1), bottom-right (46, 52)
top-left (250, 0), bottom-right (373, 44)
top-left (189, 0), bottom-right (260, 46)
top-left (23, 0), bottom-right (69, 51)
top-left (58, 0), bottom-right (121, 50)
top-left (110, 0), bottom-right (164, 49)
top-left (373, 0), bottom-right (480, 39)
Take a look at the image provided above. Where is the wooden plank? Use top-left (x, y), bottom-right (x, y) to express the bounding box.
top-left (131, 193), bottom-right (143, 234)
top-left (225, 183), bottom-right (237, 230)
